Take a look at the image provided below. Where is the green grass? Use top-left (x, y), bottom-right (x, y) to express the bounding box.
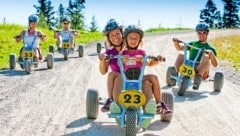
top-left (210, 35), bottom-right (240, 72)
top-left (0, 23), bottom-right (104, 68)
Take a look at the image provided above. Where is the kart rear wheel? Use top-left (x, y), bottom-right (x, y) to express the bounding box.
top-left (78, 45), bottom-right (84, 57)
top-left (97, 42), bottom-right (101, 54)
top-left (161, 90), bottom-right (174, 122)
top-left (214, 72), bottom-right (224, 92)
top-left (126, 108), bottom-right (136, 136)
top-left (47, 53), bottom-right (54, 69)
top-left (9, 54), bottom-right (16, 69)
top-left (178, 76), bottom-right (189, 96)
top-left (86, 89), bottom-right (99, 119)
top-left (166, 66), bottom-right (177, 86)
top-left (49, 45), bottom-right (55, 54)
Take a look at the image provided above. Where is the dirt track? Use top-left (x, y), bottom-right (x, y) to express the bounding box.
top-left (1, 30), bottom-right (240, 136)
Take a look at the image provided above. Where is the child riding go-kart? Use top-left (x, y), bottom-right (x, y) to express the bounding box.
top-left (166, 39), bottom-right (224, 96)
top-left (49, 16), bottom-right (84, 60)
top-left (10, 35), bottom-right (54, 74)
top-left (86, 54), bottom-right (174, 136)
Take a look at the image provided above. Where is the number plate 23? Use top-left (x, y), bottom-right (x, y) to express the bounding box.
top-left (118, 90), bottom-right (146, 108)
top-left (179, 64), bottom-right (195, 77)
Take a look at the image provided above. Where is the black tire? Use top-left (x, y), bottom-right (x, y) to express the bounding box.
top-left (97, 42), bottom-right (101, 54)
top-left (25, 60), bottom-right (31, 74)
top-left (126, 108), bottom-right (136, 136)
top-left (214, 72), bottom-right (224, 92)
top-left (166, 66), bottom-right (177, 86)
top-left (78, 45), bottom-right (84, 57)
top-left (49, 45), bottom-right (55, 54)
top-left (47, 53), bottom-right (54, 69)
top-left (161, 91), bottom-right (174, 122)
top-left (86, 89), bottom-right (99, 119)
top-left (178, 76), bottom-right (189, 96)
top-left (64, 49), bottom-right (68, 60)
top-left (9, 54), bottom-right (16, 69)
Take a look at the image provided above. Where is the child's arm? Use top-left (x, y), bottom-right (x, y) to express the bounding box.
top-left (172, 38), bottom-right (184, 51)
top-left (37, 31), bottom-right (46, 41)
top-left (147, 55), bottom-right (165, 66)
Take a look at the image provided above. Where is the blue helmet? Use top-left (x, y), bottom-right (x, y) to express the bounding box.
top-left (28, 14), bottom-right (39, 23)
top-left (123, 25), bottom-right (144, 38)
top-left (62, 16), bottom-right (71, 22)
top-left (195, 23), bottom-right (209, 32)
top-left (103, 19), bottom-right (122, 35)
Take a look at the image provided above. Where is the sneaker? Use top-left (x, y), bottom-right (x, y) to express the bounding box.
top-left (110, 101), bottom-right (121, 114)
top-left (101, 98), bottom-right (113, 112)
top-left (140, 99), bottom-right (156, 129)
top-left (193, 75), bottom-right (202, 90)
top-left (156, 102), bottom-right (172, 116)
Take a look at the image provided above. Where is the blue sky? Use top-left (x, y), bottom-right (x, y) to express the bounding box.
top-left (0, 0), bottom-right (223, 30)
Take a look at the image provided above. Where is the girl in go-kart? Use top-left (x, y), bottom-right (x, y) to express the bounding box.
top-left (99, 19), bottom-right (172, 117)
top-left (172, 23), bottom-right (218, 90)
top-left (119, 25), bottom-right (172, 116)
top-left (15, 14), bottom-right (46, 63)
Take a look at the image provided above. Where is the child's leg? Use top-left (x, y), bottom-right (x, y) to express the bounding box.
top-left (107, 72), bottom-right (120, 99)
top-left (143, 74), bottom-right (161, 103)
top-left (174, 54), bottom-right (184, 73)
top-left (112, 73), bottom-right (122, 102)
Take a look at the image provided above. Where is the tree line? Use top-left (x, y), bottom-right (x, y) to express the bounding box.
top-left (34, 0), bottom-right (98, 32)
top-left (34, 0), bottom-right (240, 32)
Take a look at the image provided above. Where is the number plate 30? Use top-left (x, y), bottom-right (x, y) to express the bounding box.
top-left (118, 90), bottom-right (146, 108)
top-left (179, 64), bottom-right (195, 77)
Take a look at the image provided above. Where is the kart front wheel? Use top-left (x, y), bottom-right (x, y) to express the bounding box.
top-left (126, 108), bottom-right (136, 136)
top-left (178, 76), bottom-right (189, 96)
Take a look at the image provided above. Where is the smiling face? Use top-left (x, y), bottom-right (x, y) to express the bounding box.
top-left (108, 28), bottom-right (123, 46)
top-left (126, 32), bottom-right (141, 49)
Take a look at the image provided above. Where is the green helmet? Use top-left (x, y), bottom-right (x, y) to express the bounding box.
top-left (123, 25), bottom-right (144, 38)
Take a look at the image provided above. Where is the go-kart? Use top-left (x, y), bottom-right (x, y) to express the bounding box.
top-left (49, 29), bottom-right (84, 60)
top-left (166, 40), bottom-right (224, 96)
top-left (86, 54), bottom-right (174, 136)
top-left (10, 35), bottom-right (54, 74)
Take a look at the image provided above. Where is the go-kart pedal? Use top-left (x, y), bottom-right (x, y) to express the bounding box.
top-left (140, 99), bottom-right (156, 129)
top-left (110, 101), bottom-right (121, 114)
top-left (193, 75), bottom-right (202, 90)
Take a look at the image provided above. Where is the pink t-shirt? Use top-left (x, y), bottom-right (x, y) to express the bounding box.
top-left (122, 49), bottom-right (146, 71)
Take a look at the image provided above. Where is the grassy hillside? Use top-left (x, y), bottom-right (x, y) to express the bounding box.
top-left (210, 35), bottom-right (240, 72)
top-left (0, 23), bottom-right (104, 68)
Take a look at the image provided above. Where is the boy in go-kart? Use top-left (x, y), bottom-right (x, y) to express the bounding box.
top-left (172, 23), bottom-right (218, 89)
top-left (15, 14), bottom-right (46, 67)
top-left (53, 16), bottom-right (78, 52)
